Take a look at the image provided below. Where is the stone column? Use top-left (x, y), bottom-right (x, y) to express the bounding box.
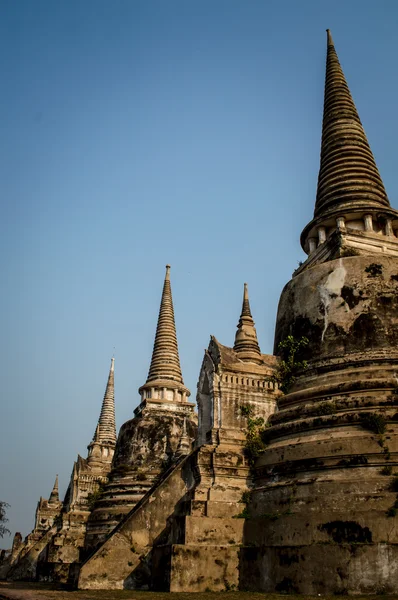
top-left (385, 218), bottom-right (393, 236)
top-left (308, 238), bottom-right (317, 253)
top-left (318, 226), bottom-right (326, 245)
top-left (336, 216), bottom-right (346, 231)
top-left (364, 214), bottom-right (373, 232)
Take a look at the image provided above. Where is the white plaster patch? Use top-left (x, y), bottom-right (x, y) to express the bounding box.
top-left (318, 259), bottom-right (347, 342)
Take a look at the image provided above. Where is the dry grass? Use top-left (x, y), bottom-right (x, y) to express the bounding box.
top-left (1, 584), bottom-right (398, 600)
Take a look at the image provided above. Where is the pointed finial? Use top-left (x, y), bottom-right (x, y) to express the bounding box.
top-left (316, 30), bottom-right (389, 218)
top-left (326, 28), bottom-right (334, 47)
top-left (300, 29), bottom-right (392, 251)
top-left (241, 283), bottom-right (252, 318)
top-left (91, 357), bottom-right (117, 447)
top-left (233, 283), bottom-right (261, 363)
top-left (49, 474), bottom-right (59, 503)
top-left (145, 265), bottom-right (185, 385)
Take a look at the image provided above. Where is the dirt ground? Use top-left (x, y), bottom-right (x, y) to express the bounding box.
top-left (1, 583), bottom-right (397, 600)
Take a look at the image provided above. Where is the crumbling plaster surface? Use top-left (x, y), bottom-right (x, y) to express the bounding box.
top-left (84, 410), bottom-right (197, 552)
top-left (275, 255), bottom-right (398, 358)
top-left (248, 254), bottom-right (398, 594)
top-left (78, 452), bottom-right (197, 590)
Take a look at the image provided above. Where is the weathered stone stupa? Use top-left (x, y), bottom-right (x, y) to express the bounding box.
top-left (2, 29), bottom-right (398, 595)
top-left (5, 358), bottom-right (117, 582)
top-left (78, 283), bottom-right (279, 591)
top-left (83, 265), bottom-right (197, 553)
top-left (241, 30), bottom-right (398, 594)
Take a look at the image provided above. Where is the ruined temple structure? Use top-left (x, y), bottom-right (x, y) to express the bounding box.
top-left (242, 30), bottom-right (398, 594)
top-left (83, 265), bottom-right (198, 553)
top-left (77, 30), bottom-right (398, 593)
top-left (77, 282), bottom-right (279, 590)
top-left (2, 30), bottom-right (398, 593)
top-left (5, 358), bottom-right (117, 582)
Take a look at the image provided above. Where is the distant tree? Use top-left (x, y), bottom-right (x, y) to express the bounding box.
top-left (0, 502), bottom-right (10, 538)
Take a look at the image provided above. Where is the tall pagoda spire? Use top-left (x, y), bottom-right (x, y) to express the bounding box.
top-left (95, 357), bottom-right (116, 444)
top-left (316, 29), bottom-right (389, 218)
top-left (138, 265), bottom-right (192, 414)
top-left (233, 283), bottom-right (261, 364)
top-left (301, 30), bottom-right (397, 254)
top-left (87, 357), bottom-right (117, 467)
top-left (146, 265), bottom-right (183, 384)
top-left (49, 475), bottom-right (59, 504)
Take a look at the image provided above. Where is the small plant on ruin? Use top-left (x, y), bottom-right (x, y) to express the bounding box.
top-left (314, 401), bottom-right (337, 416)
top-left (389, 477), bottom-right (398, 493)
top-left (233, 506), bottom-right (250, 519)
top-left (136, 471), bottom-right (147, 481)
top-left (241, 490), bottom-right (252, 505)
top-left (86, 483), bottom-right (106, 511)
top-left (0, 502), bottom-right (10, 538)
top-left (374, 431), bottom-right (392, 464)
top-left (240, 404), bottom-right (252, 417)
top-left (260, 512), bottom-right (281, 521)
top-left (234, 490), bottom-right (252, 519)
top-left (269, 335), bottom-right (309, 394)
top-left (386, 497), bottom-right (398, 518)
top-left (381, 465), bottom-right (393, 476)
top-left (384, 446), bottom-right (391, 461)
top-left (246, 422), bottom-right (266, 463)
top-left (361, 413), bottom-right (386, 435)
top-left (240, 405), bottom-right (267, 464)
top-left (240, 405), bottom-right (268, 466)
top-left (365, 263), bottom-right (383, 277)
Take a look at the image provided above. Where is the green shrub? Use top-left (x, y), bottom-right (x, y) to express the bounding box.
top-left (381, 465), bottom-right (393, 476)
top-left (86, 483), bottom-right (106, 511)
top-left (315, 401), bottom-right (337, 416)
top-left (270, 335), bottom-right (309, 394)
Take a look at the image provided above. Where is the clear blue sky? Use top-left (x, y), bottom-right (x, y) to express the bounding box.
top-left (1, 0), bottom-right (397, 545)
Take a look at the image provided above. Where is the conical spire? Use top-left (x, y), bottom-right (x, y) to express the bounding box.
top-left (315, 29), bottom-right (389, 219)
top-left (300, 30), bottom-right (397, 253)
top-left (146, 265), bottom-right (184, 384)
top-left (95, 357), bottom-right (116, 444)
top-left (233, 283), bottom-right (261, 363)
top-left (49, 475), bottom-right (59, 503)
